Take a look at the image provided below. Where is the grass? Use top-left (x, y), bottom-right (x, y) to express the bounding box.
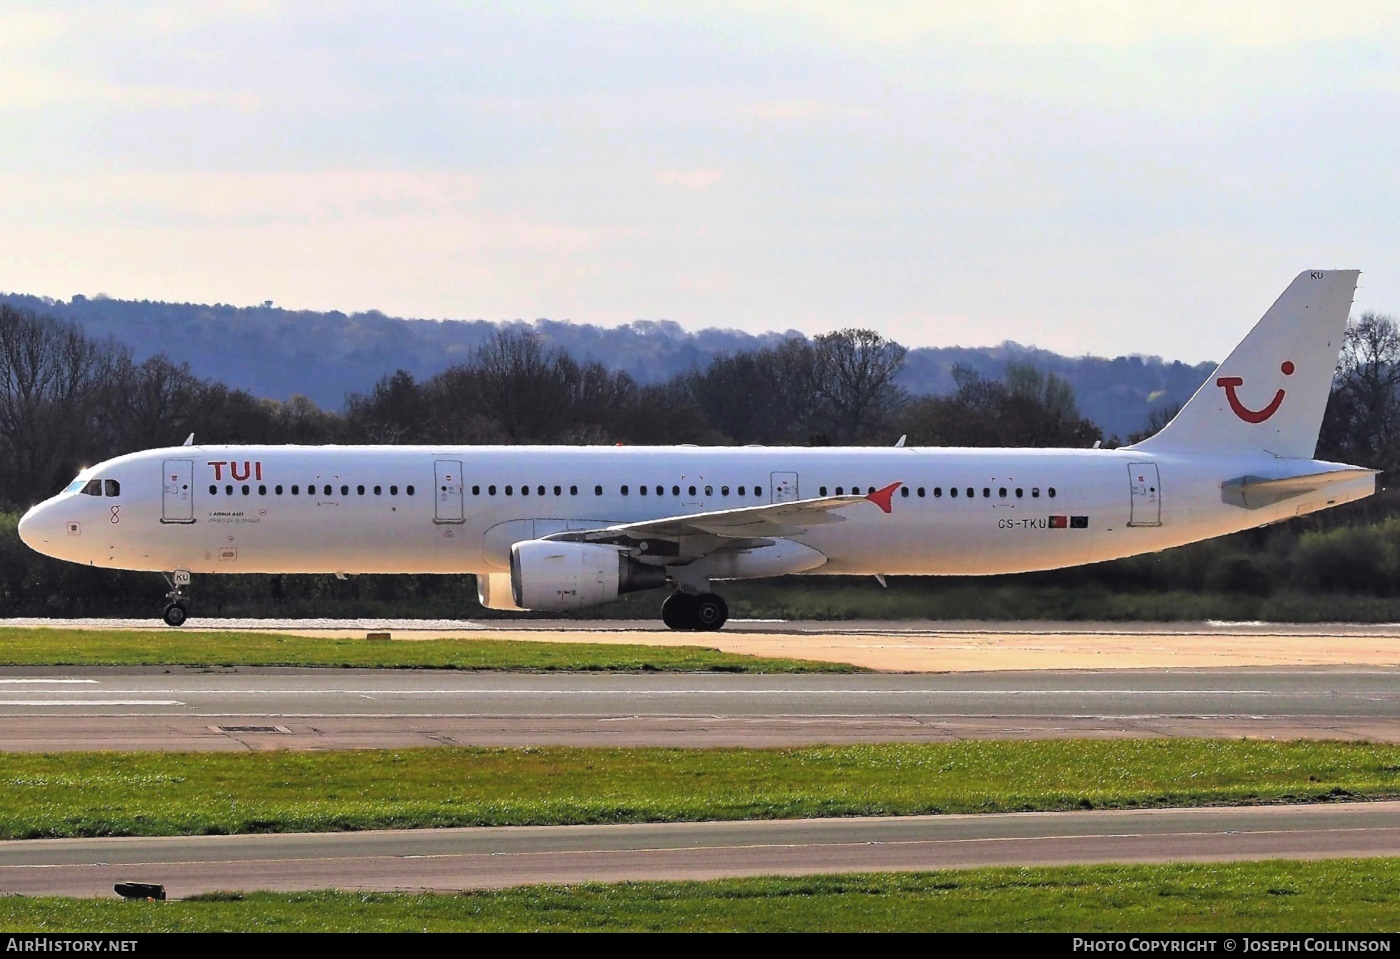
top-left (0, 627), bottom-right (856, 672)
top-left (5, 860), bottom-right (1400, 931)
top-left (0, 740), bottom-right (1396, 839)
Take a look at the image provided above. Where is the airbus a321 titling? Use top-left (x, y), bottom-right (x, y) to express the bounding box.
top-left (18, 270), bottom-right (1376, 631)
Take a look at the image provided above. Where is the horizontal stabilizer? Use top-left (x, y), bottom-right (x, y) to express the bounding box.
top-left (1221, 468), bottom-right (1377, 510)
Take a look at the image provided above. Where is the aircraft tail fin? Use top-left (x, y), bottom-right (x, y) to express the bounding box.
top-left (1128, 270), bottom-right (1359, 459)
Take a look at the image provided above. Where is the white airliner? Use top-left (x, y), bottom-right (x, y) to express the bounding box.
top-left (17, 270), bottom-right (1375, 631)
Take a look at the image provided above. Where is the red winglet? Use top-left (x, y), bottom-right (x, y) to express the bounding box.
top-left (866, 482), bottom-right (902, 514)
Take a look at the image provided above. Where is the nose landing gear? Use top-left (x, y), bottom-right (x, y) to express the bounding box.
top-left (660, 591), bottom-right (728, 631)
top-left (161, 569), bottom-right (191, 627)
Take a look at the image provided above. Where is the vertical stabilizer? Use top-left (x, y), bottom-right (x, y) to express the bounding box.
top-left (1128, 270), bottom-right (1358, 459)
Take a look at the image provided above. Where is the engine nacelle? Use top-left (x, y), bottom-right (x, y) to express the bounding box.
top-left (509, 540), bottom-right (667, 611)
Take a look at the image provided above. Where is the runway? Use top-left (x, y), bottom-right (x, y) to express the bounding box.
top-left (5, 802), bottom-right (1399, 898)
top-left (1, 666), bottom-right (1398, 749)
top-left (10, 617), bottom-right (1400, 672)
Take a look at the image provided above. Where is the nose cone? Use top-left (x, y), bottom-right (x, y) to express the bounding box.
top-left (17, 502), bottom-right (56, 555)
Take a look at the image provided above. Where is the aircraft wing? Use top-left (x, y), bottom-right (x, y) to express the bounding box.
top-left (544, 482), bottom-right (902, 544)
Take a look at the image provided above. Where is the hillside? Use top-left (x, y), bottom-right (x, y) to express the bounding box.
top-left (0, 293), bottom-right (1214, 439)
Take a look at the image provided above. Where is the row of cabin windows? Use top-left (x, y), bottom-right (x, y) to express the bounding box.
top-left (468, 484), bottom-right (767, 497)
top-left (463, 483), bottom-right (1055, 500)
top-left (203, 480), bottom-right (1056, 501)
top-left (821, 485), bottom-right (1057, 499)
top-left (208, 483), bottom-right (415, 497)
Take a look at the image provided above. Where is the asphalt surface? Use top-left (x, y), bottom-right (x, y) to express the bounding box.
top-left (0, 665), bottom-right (1398, 748)
top-left (6, 803), bottom-right (1400, 898)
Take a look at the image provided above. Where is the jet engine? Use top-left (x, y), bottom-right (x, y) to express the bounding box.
top-left (509, 540), bottom-right (667, 611)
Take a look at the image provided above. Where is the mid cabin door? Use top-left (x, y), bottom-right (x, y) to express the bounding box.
top-left (771, 472), bottom-right (799, 503)
top-left (161, 459), bottom-right (194, 524)
top-left (435, 459), bottom-right (465, 524)
top-left (1128, 463), bottom-right (1162, 527)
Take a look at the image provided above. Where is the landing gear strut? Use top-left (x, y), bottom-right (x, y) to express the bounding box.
top-left (161, 570), bottom-right (191, 627)
top-left (661, 591), bottom-right (728, 632)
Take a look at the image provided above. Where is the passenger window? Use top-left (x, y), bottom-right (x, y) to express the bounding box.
top-left (900, 487), bottom-right (909, 497)
top-left (554, 486), bottom-right (562, 496)
top-left (819, 486), bottom-right (828, 496)
top-left (721, 486), bottom-right (729, 496)
top-left (242, 485), bottom-right (250, 495)
top-left (472, 486), bottom-right (480, 495)
top-left (688, 485), bottom-right (696, 496)
top-left (950, 488), bottom-right (958, 498)
top-left (934, 488), bottom-right (942, 497)
top-left (323, 485), bottom-right (332, 496)
top-left (594, 485), bottom-right (602, 495)
top-left (357, 485), bottom-right (365, 495)
top-left (258, 485), bottom-right (266, 495)
top-left (81, 479), bottom-right (102, 496)
top-left (276, 485), bottom-right (283, 495)
top-left (1015, 488), bottom-right (1023, 498)
top-left (918, 487), bottom-right (926, 497)
top-left (488, 485), bottom-right (496, 495)
top-left (755, 487), bottom-right (764, 497)
top-left (1031, 487), bottom-right (1040, 498)
top-left (966, 488), bottom-right (974, 498)
top-left (835, 487), bottom-right (844, 495)
top-left (570, 485), bottom-right (578, 495)
top-left (655, 486), bottom-right (663, 496)
top-left (705, 485), bottom-right (712, 496)
top-left (672, 486), bottom-right (680, 496)
top-left (291, 485), bottom-right (300, 495)
top-left (1049, 487), bottom-right (1057, 498)
top-left (340, 485), bottom-right (349, 496)
top-left (226, 485), bottom-right (234, 496)
top-left (208, 485), bottom-right (217, 495)
top-left (104, 480), bottom-right (121, 497)
top-left (639, 485), bottom-right (647, 496)
top-left (621, 485), bottom-right (629, 495)
top-left (737, 486), bottom-right (745, 496)
top-left (983, 488), bottom-right (990, 498)
top-left (390, 485), bottom-right (399, 495)
top-left (521, 484), bottom-right (530, 496)
top-left (998, 488), bottom-right (1007, 498)
top-left (868, 487), bottom-right (875, 495)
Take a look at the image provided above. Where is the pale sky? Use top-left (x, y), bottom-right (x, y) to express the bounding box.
top-left (2, 1), bottom-right (1398, 362)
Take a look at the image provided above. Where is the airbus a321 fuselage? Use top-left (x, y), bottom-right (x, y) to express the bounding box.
top-left (18, 271), bottom-right (1375, 631)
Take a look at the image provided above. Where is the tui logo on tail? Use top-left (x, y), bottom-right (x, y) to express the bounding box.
top-left (1217, 361), bottom-right (1294, 424)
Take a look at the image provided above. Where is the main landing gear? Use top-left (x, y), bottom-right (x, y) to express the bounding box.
top-left (161, 570), bottom-right (191, 627)
top-left (661, 591), bottom-right (728, 631)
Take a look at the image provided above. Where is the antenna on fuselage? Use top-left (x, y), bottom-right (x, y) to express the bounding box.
top-left (182, 433), bottom-right (194, 447)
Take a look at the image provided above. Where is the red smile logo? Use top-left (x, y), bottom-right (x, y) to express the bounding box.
top-left (1217, 361), bottom-right (1294, 423)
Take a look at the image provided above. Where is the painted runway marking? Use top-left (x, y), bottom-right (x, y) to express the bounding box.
top-left (0, 680), bottom-right (98, 684)
top-left (0, 700), bottom-right (182, 707)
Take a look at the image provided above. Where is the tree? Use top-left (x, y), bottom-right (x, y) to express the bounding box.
top-left (811, 328), bottom-right (908, 443)
top-left (1319, 312), bottom-right (1400, 472)
top-left (895, 362), bottom-right (1102, 448)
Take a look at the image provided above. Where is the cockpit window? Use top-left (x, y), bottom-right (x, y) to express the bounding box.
top-left (104, 480), bottom-right (120, 497)
top-left (80, 479), bottom-right (102, 496)
top-left (64, 479), bottom-right (83, 493)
